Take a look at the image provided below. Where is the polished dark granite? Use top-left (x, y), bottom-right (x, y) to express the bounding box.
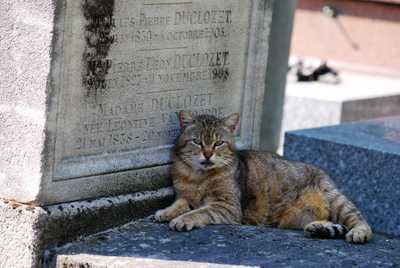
top-left (284, 116), bottom-right (400, 236)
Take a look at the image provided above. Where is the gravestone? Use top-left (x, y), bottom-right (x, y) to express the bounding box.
top-left (2, 0), bottom-right (274, 205)
top-left (1, 0), bottom-right (295, 267)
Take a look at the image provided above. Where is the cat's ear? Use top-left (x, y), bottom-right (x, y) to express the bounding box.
top-left (223, 113), bottom-right (240, 132)
top-left (178, 110), bottom-right (194, 129)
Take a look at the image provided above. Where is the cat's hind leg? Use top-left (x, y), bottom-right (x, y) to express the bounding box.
top-left (278, 189), bottom-right (330, 230)
top-left (277, 189), bottom-right (349, 239)
top-left (304, 220), bottom-right (347, 239)
top-left (278, 190), bottom-right (347, 239)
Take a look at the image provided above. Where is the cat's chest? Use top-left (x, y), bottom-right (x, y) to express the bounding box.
top-left (175, 178), bottom-right (209, 208)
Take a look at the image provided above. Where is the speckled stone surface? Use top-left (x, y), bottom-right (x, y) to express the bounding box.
top-left (46, 218), bottom-right (400, 268)
top-left (284, 116), bottom-right (400, 236)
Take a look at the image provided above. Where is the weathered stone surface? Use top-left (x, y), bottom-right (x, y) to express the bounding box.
top-left (0, 188), bottom-right (174, 268)
top-left (1, 0), bottom-right (276, 205)
top-left (46, 219), bottom-right (400, 268)
top-left (0, 197), bottom-right (47, 268)
top-left (284, 116), bottom-right (400, 236)
top-left (0, 0), bottom-right (55, 204)
top-left (52, 0), bottom-right (252, 180)
top-left (280, 72), bottom-right (400, 151)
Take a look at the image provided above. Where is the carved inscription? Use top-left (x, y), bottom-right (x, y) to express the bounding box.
top-left (55, 0), bottom-right (250, 177)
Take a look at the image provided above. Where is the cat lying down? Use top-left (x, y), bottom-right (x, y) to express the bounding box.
top-left (155, 111), bottom-right (372, 244)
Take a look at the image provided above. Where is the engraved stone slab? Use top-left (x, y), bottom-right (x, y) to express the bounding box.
top-left (1, 0), bottom-right (274, 204)
top-left (55, 0), bottom-right (251, 181)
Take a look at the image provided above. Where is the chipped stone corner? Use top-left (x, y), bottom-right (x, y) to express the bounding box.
top-left (0, 187), bottom-right (174, 268)
top-left (0, 199), bottom-right (49, 268)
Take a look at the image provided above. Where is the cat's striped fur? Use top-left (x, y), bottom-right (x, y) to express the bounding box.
top-left (155, 112), bottom-right (372, 243)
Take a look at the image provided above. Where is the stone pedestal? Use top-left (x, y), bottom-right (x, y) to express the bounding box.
top-left (284, 116), bottom-right (400, 236)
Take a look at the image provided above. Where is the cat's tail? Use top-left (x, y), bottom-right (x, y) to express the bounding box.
top-left (304, 220), bottom-right (348, 239)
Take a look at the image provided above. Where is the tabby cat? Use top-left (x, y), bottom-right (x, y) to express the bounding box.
top-left (155, 111), bottom-right (373, 244)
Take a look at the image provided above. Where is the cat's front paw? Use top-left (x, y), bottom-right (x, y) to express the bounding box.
top-left (155, 208), bottom-right (174, 222)
top-left (169, 214), bottom-right (205, 232)
top-left (346, 224), bottom-right (373, 244)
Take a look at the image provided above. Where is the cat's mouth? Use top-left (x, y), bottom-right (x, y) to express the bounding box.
top-left (200, 160), bottom-right (215, 167)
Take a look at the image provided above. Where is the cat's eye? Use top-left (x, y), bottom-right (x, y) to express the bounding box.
top-left (214, 140), bottom-right (224, 147)
top-left (192, 139), bottom-right (202, 146)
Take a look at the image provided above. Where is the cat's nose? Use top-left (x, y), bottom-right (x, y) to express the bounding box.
top-left (203, 150), bottom-right (213, 160)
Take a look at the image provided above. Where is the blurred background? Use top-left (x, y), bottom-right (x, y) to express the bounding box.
top-left (279, 0), bottom-right (400, 152)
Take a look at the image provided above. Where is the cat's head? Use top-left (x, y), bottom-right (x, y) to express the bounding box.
top-left (175, 111), bottom-right (239, 171)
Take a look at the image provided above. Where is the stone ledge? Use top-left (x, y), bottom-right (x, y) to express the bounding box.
top-left (0, 188), bottom-right (174, 268)
top-left (46, 219), bottom-right (400, 268)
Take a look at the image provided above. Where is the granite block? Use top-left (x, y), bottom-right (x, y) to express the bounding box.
top-left (45, 219), bottom-right (400, 268)
top-left (284, 116), bottom-right (400, 236)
